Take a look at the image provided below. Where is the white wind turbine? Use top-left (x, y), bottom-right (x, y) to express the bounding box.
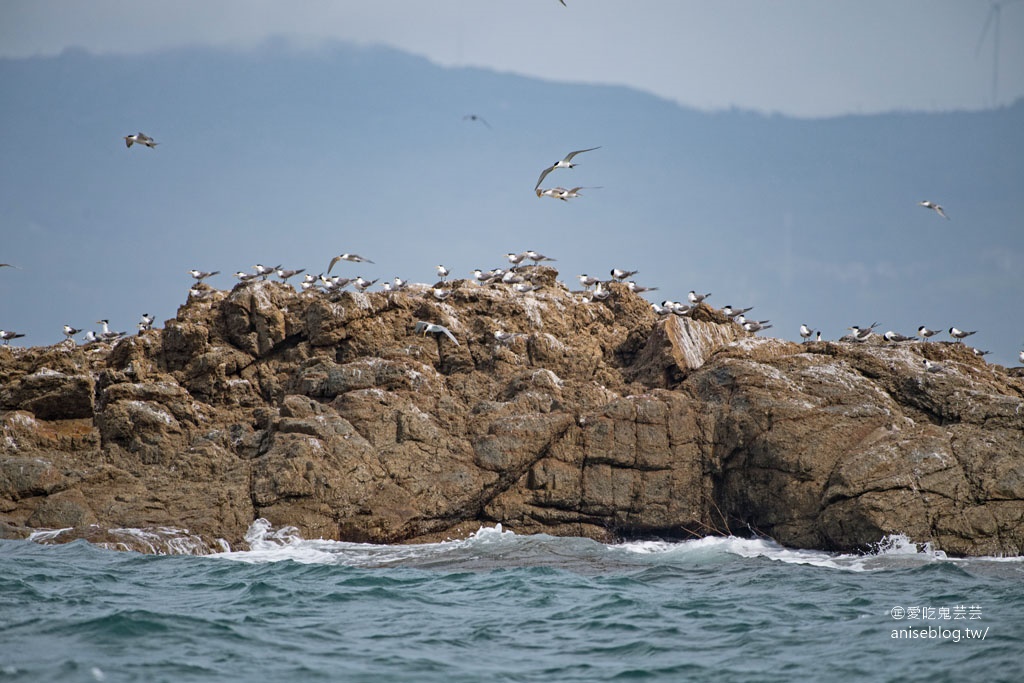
top-left (976, 0), bottom-right (1023, 106)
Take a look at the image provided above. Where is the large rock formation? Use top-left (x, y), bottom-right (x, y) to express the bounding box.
top-left (2, 272), bottom-right (1022, 556)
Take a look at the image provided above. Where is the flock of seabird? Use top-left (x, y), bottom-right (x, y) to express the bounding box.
top-left (534, 147), bottom-right (601, 201)
top-left (1, 124), bottom-right (1020, 373)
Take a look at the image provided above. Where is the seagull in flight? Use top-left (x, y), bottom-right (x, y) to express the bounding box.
top-left (534, 146), bottom-right (600, 190)
top-left (328, 253), bottom-right (374, 273)
top-left (919, 200), bottom-right (949, 219)
top-left (415, 321), bottom-right (460, 345)
top-left (0, 263), bottom-right (19, 269)
top-left (124, 132), bottom-right (158, 148)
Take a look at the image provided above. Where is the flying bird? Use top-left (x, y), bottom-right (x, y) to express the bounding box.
top-left (0, 263), bottom-right (19, 269)
top-left (415, 321), bottom-right (459, 345)
top-left (124, 132), bottom-right (158, 148)
top-left (919, 200), bottom-right (949, 219)
top-left (463, 114), bottom-right (491, 128)
top-left (328, 253), bottom-right (374, 273)
top-left (534, 146), bottom-right (601, 190)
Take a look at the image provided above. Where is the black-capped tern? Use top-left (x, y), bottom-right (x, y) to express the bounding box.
top-left (432, 287), bottom-right (452, 301)
top-left (276, 268), bottom-right (305, 282)
top-left (610, 268), bottom-right (638, 281)
top-left (799, 324), bottom-right (813, 341)
top-left (626, 281), bottom-right (657, 294)
top-left (234, 271), bottom-right (260, 283)
top-left (949, 327), bottom-right (976, 341)
top-left (534, 147), bottom-right (600, 190)
top-left (353, 277), bottom-right (378, 293)
top-left (525, 250), bottom-right (556, 264)
top-left (918, 326), bottom-right (941, 340)
top-left (883, 331), bottom-right (917, 342)
top-left (328, 253), bottom-right (374, 273)
top-left (0, 330), bottom-right (25, 344)
top-left (743, 320), bottom-right (773, 333)
top-left (63, 324), bottom-right (81, 339)
top-left (415, 321), bottom-right (459, 345)
top-left (578, 274), bottom-right (600, 290)
top-left (436, 265), bottom-right (450, 281)
top-left (919, 200), bottom-right (949, 219)
top-left (687, 291), bottom-right (711, 304)
top-left (189, 269), bottom-right (219, 281)
top-left (722, 305), bottom-right (752, 318)
top-left (922, 359), bottom-right (943, 373)
top-left (124, 132), bottom-right (158, 148)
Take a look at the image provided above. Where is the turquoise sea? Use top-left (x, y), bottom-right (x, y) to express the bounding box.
top-left (2, 521), bottom-right (1021, 683)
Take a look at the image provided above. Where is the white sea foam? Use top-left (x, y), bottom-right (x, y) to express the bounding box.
top-left (212, 520), bottom-right (1023, 570)
top-left (27, 527), bottom-right (73, 542)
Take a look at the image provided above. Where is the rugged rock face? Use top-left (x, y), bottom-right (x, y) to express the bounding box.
top-left (2, 273), bottom-right (1022, 556)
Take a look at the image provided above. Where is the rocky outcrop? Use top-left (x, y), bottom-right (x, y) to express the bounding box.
top-left (2, 273), bottom-right (1022, 556)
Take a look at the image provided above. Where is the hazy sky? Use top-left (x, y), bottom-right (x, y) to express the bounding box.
top-left (2, 0), bottom-right (1023, 117)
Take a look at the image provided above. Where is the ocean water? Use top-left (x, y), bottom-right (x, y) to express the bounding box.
top-left (2, 522), bottom-right (1022, 683)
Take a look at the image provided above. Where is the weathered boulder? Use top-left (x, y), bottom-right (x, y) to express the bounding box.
top-left (1, 272), bottom-right (1021, 556)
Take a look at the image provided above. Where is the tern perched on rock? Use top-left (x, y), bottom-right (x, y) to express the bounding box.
top-left (124, 132), bottom-right (158, 148)
top-left (139, 313), bottom-right (155, 331)
top-left (610, 268), bottom-right (638, 281)
top-left (1019, 350), bottom-right (1024, 365)
top-left (63, 324), bottom-right (82, 340)
top-left (578, 274), bottom-right (600, 290)
top-left (534, 147), bottom-right (600, 190)
top-left (0, 330), bottom-right (25, 345)
top-left (919, 200), bottom-right (949, 219)
top-left (922, 359), bottom-right (944, 373)
top-left (949, 327), bottom-right (976, 342)
top-left (799, 324), bottom-right (813, 342)
top-left (432, 287), bottom-right (452, 301)
top-left (722, 305), bottom-right (752, 318)
top-left (506, 252), bottom-right (528, 267)
top-left (435, 265), bottom-right (450, 282)
top-left (525, 250), bottom-right (556, 264)
top-left (276, 268), bottom-right (305, 282)
top-left (743, 320), bottom-right (773, 333)
top-left (883, 330), bottom-right (917, 342)
top-left (626, 281), bottom-right (657, 294)
top-left (353, 277), bottom-right (378, 293)
top-left (188, 269), bottom-right (219, 281)
top-left (96, 319), bottom-right (125, 342)
top-left (848, 323), bottom-right (879, 342)
top-left (234, 271), bottom-right (260, 283)
top-left (328, 253), bottom-right (374, 273)
top-left (918, 325), bottom-right (941, 340)
top-left (415, 321), bottom-right (459, 345)
top-left (253, 264), bottom-right (280, 280)
top-left (687, 291), bottom-right (711, 304)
